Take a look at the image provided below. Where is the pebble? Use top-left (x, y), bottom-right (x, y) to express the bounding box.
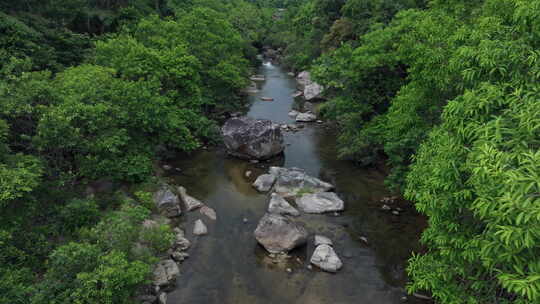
top-left (245, 170), bottom-right (252, 178)
top-left (286, 268), bottom-right (292, 273)
top-left (250, 160), bottom-right (259, 164)
top-left (334, 212), bottom-right (339, 216)
top-left (381, 204), bottom-right (392, 211)
top-left (392, 210), bottom-right (400, 216)
top-left (163, 165), bottom-right (172, 170)
top-left (243, 218), bottom-right (249, 223)
top-left (359, 236), bottom-right (368, 244)
top-left (307, 265), bottom-right (313, 270)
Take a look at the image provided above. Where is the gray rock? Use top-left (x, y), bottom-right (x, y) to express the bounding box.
top-left (171, 251), bottom-right (189, 262)
top-left (153, 259), bottom-right (180, 287)
top-left (296, 71), bottom-right (311, 91)
top-left (153, 186), bottom-right (181, 218)
top-left (295, 192), bottom-right (344, 214)
top-left (314, 235), bottom-right (333, 246)
top-left (250, 75), bottom-right (265, 82)
top-left (304, 82), bottom-right (324, 101)
top-left (310, 244), bottom-right (343, 272)
top-left (177, 186), bottom-right (203, 211)
top-left (158, 292), bottom-right (167, 304)
top-left (268, 193), bottom-right (300, 216)
top-left (200, 205), bottom-right (217, 220)
top-left (254, 213), bottom-right (308, 253)
top-left (288, 110), bottom-right (300, 117)
top-left (292, 91), bottom-right (303, 98)
top-left (222, 116), bottom-right (285, 160)
top-left (303, 102), bottom-right (315, 113)
top-left (193, 219), bottom-right (208, 236)
top-left (174, 234), bottom-right (191, 251)
top-left (296, 71), bottom-right (324, 100)
top-left (296, 112), bottom-right (317, 122)
top-left (252, 174), bottom-right (277, 192)
top-left (269, 167), bottom-right (333, 197)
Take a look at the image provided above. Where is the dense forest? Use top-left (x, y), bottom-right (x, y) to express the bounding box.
top-left (1, 0), bottom-right (539, 303)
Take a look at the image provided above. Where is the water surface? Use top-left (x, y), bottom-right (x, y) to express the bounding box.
top-left (166, 62), bottom-right (426, 304)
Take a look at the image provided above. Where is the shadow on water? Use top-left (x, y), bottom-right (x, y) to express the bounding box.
top-left (165, 62), bottom-right (428, 304)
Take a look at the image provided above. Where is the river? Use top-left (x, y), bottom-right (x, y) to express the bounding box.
top-left (164, 61), bottom-right (427, 304)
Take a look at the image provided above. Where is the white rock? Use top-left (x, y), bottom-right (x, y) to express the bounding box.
top-left (310, 244), bottom-right (343, 272)
top-left (250, 75), bottom-right (265, 82)
top-left (288, 110), bottom-right (300, 117)
top-left (295, 192), bottom-right (344, 214)
top-left (268, 193), bottom-right (300, 216)
top-left (252, 174), bottom-right (277, 192)
top-left (296, 112), bottom-right (317, 122)
top-left (314, 235), bottom-right (333, 246)
top-left (177, 186), bottom-right (203, 211)
top-left (193, 219), bottom-right (208, 236)
top-left (200, 205), bottom-right (217, 220)
top-left (159, 292), bottom-right (167, 304)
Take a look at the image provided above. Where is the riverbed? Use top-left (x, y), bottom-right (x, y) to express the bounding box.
top-left (164, 61), bottom-right (427, 304)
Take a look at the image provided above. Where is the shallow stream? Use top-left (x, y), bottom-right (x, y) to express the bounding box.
top-left (165, 62), bottom-right (427, 304)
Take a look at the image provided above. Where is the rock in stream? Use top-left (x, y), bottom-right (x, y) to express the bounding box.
top-left (254, 213), bottom-right (308, 253)
top-left (222, 116), bottom-right (285, 160)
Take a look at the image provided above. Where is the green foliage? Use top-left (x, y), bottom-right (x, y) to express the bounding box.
top-left (276, 0), bottom-right (540, 302)
top-left (0, 0), bottom-right (261, 302)
top-left (58, 198), bottom-right (100, 233)
top-left (72, 251), bottom-right (149, 304)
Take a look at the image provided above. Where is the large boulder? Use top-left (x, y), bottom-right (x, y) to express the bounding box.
top-left (296, 71), bottom-right (324, 100)
top-left (310, 244), bottom-right (343, 272)
top-left (222, 116), bottom-right (285, 160)
top-left (268, 193), bottom-right (300, 216)
top-left (177, 186), bottom-right (203, 211)
top-left (269, 167), bottom-right (333, 197)
top-left (252, 174), bottom-right (277, 192)
top-left (254, 213), bottom-right (308, 253)
top-left (153, 185), bottom-right (182, 218)
top-left (295, 192), bottom-right (344, 214)
top-left (304, 82), bottom-right (324, 101)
